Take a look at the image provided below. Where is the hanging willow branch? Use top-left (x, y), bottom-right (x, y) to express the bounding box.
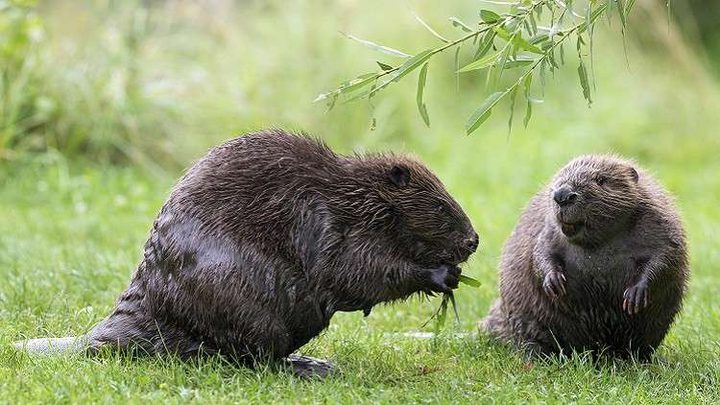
top-left (315, 0), bottom-right (636, 134)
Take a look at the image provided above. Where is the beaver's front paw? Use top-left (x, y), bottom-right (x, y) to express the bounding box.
top-left (422, 264), bottom-right (461, 294)
top-left (623, 281), bottom-right (649, 315)
top-left (542, 270), bottom-right (566, 299)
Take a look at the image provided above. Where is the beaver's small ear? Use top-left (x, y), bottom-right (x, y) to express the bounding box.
top-left (629, 167), bottom-right (639, 183)
top-left (389, 165), bottom-right (410, 187)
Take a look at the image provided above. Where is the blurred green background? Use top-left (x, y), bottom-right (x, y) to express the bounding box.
top-left (1, 0), bottom-right (719, 402)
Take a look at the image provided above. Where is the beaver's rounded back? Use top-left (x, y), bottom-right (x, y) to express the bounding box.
top-left (87, 129), bottom-right (478, 362)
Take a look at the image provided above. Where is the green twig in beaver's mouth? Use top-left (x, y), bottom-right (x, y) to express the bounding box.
top-left (423, 275), bottom-right (481, 331)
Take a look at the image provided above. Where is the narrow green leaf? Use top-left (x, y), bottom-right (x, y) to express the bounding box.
top-left (370, 50), bottom-right (434, 96)
top-left (473, 31), bottom-right (496, 60)
top-left (522, 20), bottom-right (532, 37)
top-left (508, 85), bottom-right (518, 132)
top-left (391, 50), bottom-right (433, 82)
top-left (337, 73), bottom-right (378, 92)
top-left (376, 61), bottom-right (394, 71)
top-left (459, 274), bottom-right (482, 287)
top-left (340, 80), bottom-right (380, 104)
top-left (578, 59), bottom-right (592, 105)
top-left (448, 292), bottom-right (460, 323)
top-left (414, 13), bottom-right (449, 43)
top-left (523, 70), bottom-right (534, 128)
top-left (579, 3), bottom-right (608, 34)
top-left (529, 12), bottom-right (538, 34)
top-left (341, 32), bottom-right (411, 58)
top-left (493, 26), bottom-right (511, 41)
top-left (339, 88), bottom-right (373, 104)
top-left (494, 27), bottom-right (543, 54)
top-left (513, 35), bottom-right (544, 55)
top-left (616, 0), bottom-right (627, 29)
top-left (325, 94), bottom-right (338, 112)
top-left (466, 90), bottom-right (506, 134)
top-left (480, 9), bottom-right (501, 23)
top-left (314, 92), bottom-right (333, 104)
top-left (416, 63), bottom-right (430, 126)
top-left (367, 83), bottom-right (378, 100)
top-left (448, 16), bottom-right (472, 32)
top-left (626, 0), bottom-right (637, 13)
top-left (435, 294), bottom-right (449, 332)
top-left (503, 56), bottom-right (535, 69)
top-left (454, 46), bottom-right (461, 92)
top-left (495, 43), bottom-right (512, 81)
top-left (468, 111), bottom-right (492, 135)
top-left (587, 3), bottom-right (597, 91)
top-left (523, 99), bottom-right (533, 128)
top-left (313, 73), bottom-right (378, 102)
top-left (458, 50), bottom-right (502, 73)
top-left (529, 34), bottom-right (550, 46)
top-left (548, 48), bottom-right (559, 70)
top-left (523, 73), bottom-right (533, 97)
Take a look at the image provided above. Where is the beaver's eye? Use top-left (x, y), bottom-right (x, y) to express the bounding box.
top-left (435, 205), bottom-right (445, 214)
top-left (596, 176), bottom-right (607, 186)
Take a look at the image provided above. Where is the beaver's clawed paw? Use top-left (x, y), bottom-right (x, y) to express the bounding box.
top-left (623, 282), bottom-right (649, 315)
top-left (424, 264), bottom-right (461, 294)
top-left (542, 270), bottom-right (566, 299)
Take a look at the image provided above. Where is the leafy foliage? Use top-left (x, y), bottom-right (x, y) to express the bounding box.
top-left (0, 0), bottom-right (44, 157)
top-left (316, 0), bottom-right (636, 135)
top-left (0, 0), bottom-right (180, 167)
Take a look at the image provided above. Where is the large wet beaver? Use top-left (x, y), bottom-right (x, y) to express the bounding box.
top-left (482, 155), bottom-right (687, 360)
top-left (15, 130), bottom-right (478, 375)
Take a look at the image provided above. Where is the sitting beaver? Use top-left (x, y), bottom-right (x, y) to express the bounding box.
top-left (15, 130), bottom-right (478, 376)
top-left (482, 155), bottom-right (687, 360)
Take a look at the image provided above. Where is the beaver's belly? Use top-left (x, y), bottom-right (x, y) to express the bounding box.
top-left (548, 254), bottom-right (648, 353)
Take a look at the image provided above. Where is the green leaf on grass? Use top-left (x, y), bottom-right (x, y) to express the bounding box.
top-left (448, 293), bottom-right (460, 323)
top-left (434, 294), bottom-right (449, 332)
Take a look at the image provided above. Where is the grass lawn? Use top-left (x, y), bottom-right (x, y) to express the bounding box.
top-left (1, 114), bottom-right (719, 402)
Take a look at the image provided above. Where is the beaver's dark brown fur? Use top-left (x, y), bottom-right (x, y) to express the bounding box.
top-left (17, 130), bottom-right (478, 374)
top-left (482, 155), bottom-right (687, 360)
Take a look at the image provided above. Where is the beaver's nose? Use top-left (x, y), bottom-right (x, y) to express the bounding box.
top-left (463, 232), bottom-right (479, 252)
top-left (553, 185), bottom-right (578, 206)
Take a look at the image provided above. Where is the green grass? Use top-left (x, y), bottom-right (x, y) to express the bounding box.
top-left (1, 124), bottom-right (719, 402)
top-left (2, 0), bottom-right (720, 403)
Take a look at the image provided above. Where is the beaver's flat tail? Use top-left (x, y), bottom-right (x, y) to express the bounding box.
top-left (12, 336), bottom-right (89, 355)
